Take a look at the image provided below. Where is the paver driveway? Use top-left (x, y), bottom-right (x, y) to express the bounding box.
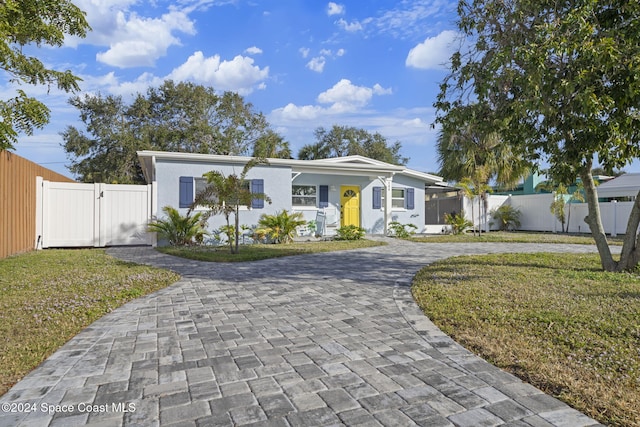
top-left (0, 239), bottom-right (607, 427)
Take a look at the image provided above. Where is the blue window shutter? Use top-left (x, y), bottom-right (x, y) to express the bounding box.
top-left (406, 188), bottom-right (415, 210)
top-left (251, 179), bottom-right (264, 208)
top-left (319, 185), bottom-right (329, 208)
top-left (179, 176), bottom-right (193, 208)
top-left (373, 186), bottom-right (382, 209)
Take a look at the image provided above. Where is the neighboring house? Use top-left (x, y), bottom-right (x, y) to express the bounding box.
top-left (596, 173), bottom-right (640, 202)
top-left (137, 151), bottom-right (448, 239)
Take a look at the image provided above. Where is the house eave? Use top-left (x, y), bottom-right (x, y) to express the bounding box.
top-left (136, 150), bottom-right (445, 185)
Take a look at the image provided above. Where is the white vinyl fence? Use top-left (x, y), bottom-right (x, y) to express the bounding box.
top-left (36, 178), bottom-right (156, 248)
top-left (469, 193), bottom-right (635, 235)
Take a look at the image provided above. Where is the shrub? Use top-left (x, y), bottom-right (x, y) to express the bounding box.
top-left (256, 210), bottom-right (307, 244)
top-left (335, 225), bottom-right (365, 240)
top-left (388, 221), bottom-right (418, 238)
top-left (147, 206), bottom-right (208, 246)
top-left (490, 205), bottom-right (522, 231)
top-left (215, 224), bottom-right (252, 245)
top-left (444, 211), bottom-right (473, 235)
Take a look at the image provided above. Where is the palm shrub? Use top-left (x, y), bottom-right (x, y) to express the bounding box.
top-left (335, 225), bottom-right (365, 240)
top-left (256, 210), bottom-right (307, 244)
top-left (388, 221), bottom-right (418, 238)
top-left (490, 205), bottom-right (522, 231)
top-left (444, 211), bottom-right (473, 235)
top-left (147, 206), bottom-right (208, 246)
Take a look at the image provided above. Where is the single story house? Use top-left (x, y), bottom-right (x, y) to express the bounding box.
top-left (137, 151), bottom-right (448, 239)
top-left (595, 173), bottom-right (639, 202)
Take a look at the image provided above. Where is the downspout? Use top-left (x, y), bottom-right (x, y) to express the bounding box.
top-left (151, 155), bottom-right (157, 183)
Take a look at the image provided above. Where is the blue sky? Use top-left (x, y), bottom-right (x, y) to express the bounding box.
top-left (8, 0), bottom-right (462, 178)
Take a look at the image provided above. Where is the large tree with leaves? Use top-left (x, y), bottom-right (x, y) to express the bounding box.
top-left (436, 0), bottom-right (640, 271)
top-left (0, 0), bottom-right (89, 150)
top-left (298, 125), bottom-right (408, 165)
top-left (63, 80), bottom-right (271, 183)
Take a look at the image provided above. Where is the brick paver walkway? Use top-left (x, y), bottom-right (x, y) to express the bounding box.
top-left (0, 239), bottom-right (608, 426)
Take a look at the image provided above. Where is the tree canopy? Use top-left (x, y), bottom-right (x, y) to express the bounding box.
top-left (436, 0), bottom-right (640, 271)
top-left (0, 0), bottom-right (89, 150)
top-left (252, 129), bottom-right (292, 159)
top-left (437, 104), bottom-right (530, 189)
top-left (298, 125), bottom-right (408, 165)
top-left (63, 80), bottom-right (275, 183)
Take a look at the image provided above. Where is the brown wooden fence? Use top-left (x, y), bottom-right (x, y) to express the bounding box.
top-left (1, 151), bottom-right (75, 259)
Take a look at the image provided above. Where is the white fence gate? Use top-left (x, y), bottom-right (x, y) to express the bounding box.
top-left (36, 178), bottom-right (155, 248)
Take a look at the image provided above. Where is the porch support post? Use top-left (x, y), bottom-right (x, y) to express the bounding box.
top-left (383, 175), bottom-right (393, 235)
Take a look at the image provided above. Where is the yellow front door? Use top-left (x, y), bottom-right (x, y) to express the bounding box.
top-left (340, 186), bottom-right (360, 227)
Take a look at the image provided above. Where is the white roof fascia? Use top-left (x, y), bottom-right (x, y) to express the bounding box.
top-left (312, 155), bottom-right (393, 167)
top-left (136, 150), bottom-right (445, 184)
top-left (400, 168), bottom-right (444, 184)
top-left (137, 150), bottom-right (403, 175)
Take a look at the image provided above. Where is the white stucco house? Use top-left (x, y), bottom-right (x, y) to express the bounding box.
top-left (137, 151), bottom-right (449, 238)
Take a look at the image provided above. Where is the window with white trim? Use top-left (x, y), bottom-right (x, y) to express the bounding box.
top-left (292, 185), bottom-right (317, 206)
top-left (381, 188), bottom-right (406, 209)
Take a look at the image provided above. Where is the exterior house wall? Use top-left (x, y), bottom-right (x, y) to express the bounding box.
top-left (380, 174), bottom-right (426, 234)
top-left (154, 159), bottom-right (429, 238)
top-left (291, 174), bottom-right (355, 235)
top-left (291, 174), bottom-right (425, 235)
top-left (154, 159), bottom-right (292, 234)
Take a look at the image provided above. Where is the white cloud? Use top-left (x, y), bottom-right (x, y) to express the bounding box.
top-left (336, 18), bottom-right (363, 32)
top-left (327, 2), bottom-right (345, 16)
top-left (299, 47), bottom-right (310, 58)
top-left (272, 103), bottom-right (325, 121)
top-left (305, 49), bottom-right (345, 71)
top-left (406, 30), bottom-right (459, 70)
top-left (306, 56), bottom-right (326, 73)
top-left (68, 1), bottom-right (196, 68)
top-left (317, 79), bottom-right (390, 110)
top-left (168, 52), bottom-right (269, 94)
top-left (271, 79), bottom-right (392, 123)
top-left (74, 50), bottom-right (270, 98)
top-left (373, 83), bottom-right (393, 95)
top-left (402, 118), bottom-right (429, 128)
top-left (245, 46), bottom-right (263, 55)
top-left (372, 0), bottom-right (454, 39)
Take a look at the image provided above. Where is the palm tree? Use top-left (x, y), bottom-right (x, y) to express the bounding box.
top-left (252, 130), bottom-right (292, 159)
top-left (566, 183), bottom-right (585, 233)
top-left (193, 158), bottom-right (271, 253)
top-left (437, 107), bottom-right (530, 234)
top-left (457, 178), bottom-right (477, 235)
top-left (549, 184), bottom-right (568, 233)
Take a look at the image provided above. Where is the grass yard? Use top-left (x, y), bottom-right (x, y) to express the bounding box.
top-left (158, 239), bottom-right (385, 262)
top-left (0, 249), bottom-right (179, 397)
top-left (410, 231), bottom-right (625, 245)
top-left (412, 253), bottom-right (640, 427)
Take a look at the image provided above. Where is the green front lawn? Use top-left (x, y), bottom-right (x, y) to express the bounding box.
top-left (412, 253), bottom-right (640, 427)
top-left (0, 249), bottom-right (180, 396)
top-left (410, 231), bottom-right (624, 245)
top-left (157, 239), bottom-right (385, 262)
